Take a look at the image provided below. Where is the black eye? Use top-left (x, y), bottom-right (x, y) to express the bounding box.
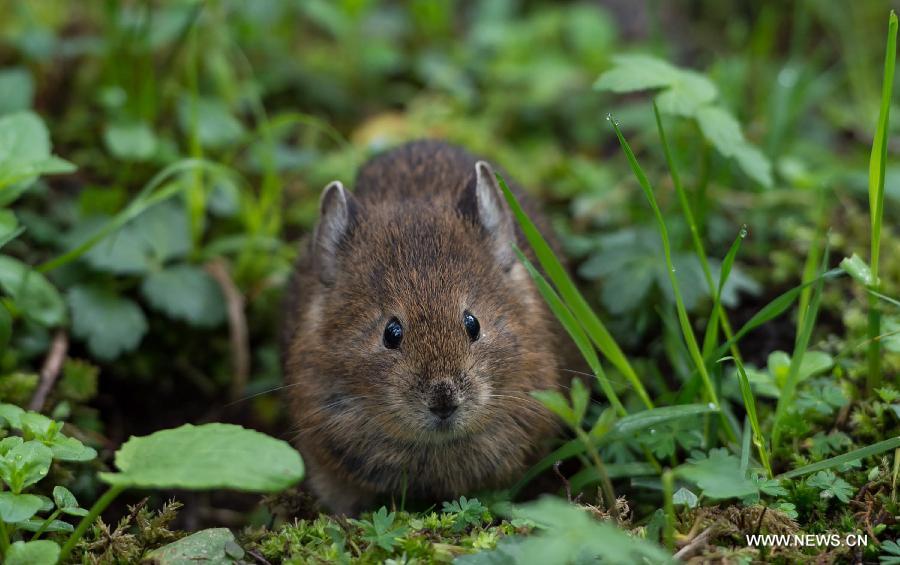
top-left (383, 318), bottom-right (403, 349)
top-left (463, 311), bottom-right (480, 342)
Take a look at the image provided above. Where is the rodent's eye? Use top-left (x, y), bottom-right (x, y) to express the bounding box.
top-left (463, 311), bottom-right (480, 342)
top-left (383, 318), bottom-right (403, 349)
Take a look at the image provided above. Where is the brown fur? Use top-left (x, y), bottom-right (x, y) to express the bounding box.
top-left (281, 140), bottom-right (565, 515)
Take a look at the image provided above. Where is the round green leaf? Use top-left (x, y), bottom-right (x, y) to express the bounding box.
top-left (99, 423), bottom-right (304, 492)
top-left (5, 540), bottom-right (60, 565)
top-left (0, 209), bottom-right (23, 249)
top-left (0, 492), bottom-right (43, 522)
top-left (141, 264), bottom-right (226, 327)
top-left (67, 285), bottom-right (147, 360)
top-left (145, 528), bottom-right (244, 564)
top-left (0, 111), bottom-right (75, 201)
top-left (103, 121), bottom-right (158, 161)
top-left (0, 255), bottom-right (66, 327)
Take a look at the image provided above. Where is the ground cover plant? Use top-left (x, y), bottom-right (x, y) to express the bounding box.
top-left (1, 0), bottom-right (900, 563)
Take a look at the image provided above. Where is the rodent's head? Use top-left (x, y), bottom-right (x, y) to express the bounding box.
top-left (299, 161), bottom-right (556, 444)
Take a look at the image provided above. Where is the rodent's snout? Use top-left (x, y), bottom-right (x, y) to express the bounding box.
top-left (426, 380), bottom-right (460, 421)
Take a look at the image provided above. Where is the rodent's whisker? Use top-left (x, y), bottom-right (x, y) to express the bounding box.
top-left (558, 367), bottom-right (633, 388)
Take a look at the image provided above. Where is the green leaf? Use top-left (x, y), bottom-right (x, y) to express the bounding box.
top-left (66, 201), bottom-right (191, 275)
top-left (675, 448), bottom-right (758, 499)
top-left (144, 528), bottom-right (244, 564)
top-left (19, 411), bottom-right (97, 461)
top-left (0, 404), bottom-right (25, 429)
top-left (178, 97), bottom-right (245, 150)
top-left (610, 404), bottom-right (719, 436)
top-left (840, 253), bottom-right (874, 286)
top-left (52, 485), bottom-right (88, 516)
top-left (695, 106), bottom-right (773, 187)
top-left (0, 492), bottom-right (44, 522)
top-left (594, 54), bottom-right (717, 116)
top-left (530, 390), bottom-right (577, 429)
top-left (99, 423), bottom-right (304, 492)
top-left (5, 540), bottom-right (60, 565)
top-left (486, 496), bottom-right (670, 564)
top-left (103, 121), bottom-right (158, 162)
top-left (67, 285), bottom-right (148, 361)
top-left (14, 518), bottom-right (73, 533)
top-left (0, 440), bottom-right (52, 493)
top-left (0, 255), bottom-right (66, 327)
top-left (0, 68), bottom-right (34, 115)
top-left (141, 264), bottom-right (226, 327)
top-left (356, 507), bottom-right (409, 550)
top-left (0, 111), bottom-right (75, 203)
top-left (672, 487), bottom-right (698, 508)
top-left (807, 470), bottom-right (854, 503)
top-left (442, 496), bottom-right (487, 532)
top-left (0, 209), bottom-right (24, 249)
top-left (58, 359), bottom-right (99, 402)
top-left (881, 539), bottom-right (900, 565)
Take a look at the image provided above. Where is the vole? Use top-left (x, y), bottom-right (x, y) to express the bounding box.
top-left (281, 140), bottom-right (565, 515)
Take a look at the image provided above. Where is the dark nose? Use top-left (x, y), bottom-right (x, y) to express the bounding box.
top-left (428, 381), bottom-right (459, 420)
top-left (429, 401), bottom-right (458, 420)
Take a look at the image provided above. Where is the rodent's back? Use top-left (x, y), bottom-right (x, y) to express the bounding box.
top-left (353, 140), bottom-right (477, 205)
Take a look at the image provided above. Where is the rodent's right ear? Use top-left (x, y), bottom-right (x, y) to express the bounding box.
top-left (313, 181), bottom-right (357, 286)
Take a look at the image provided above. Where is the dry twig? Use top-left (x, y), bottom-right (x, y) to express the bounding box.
top-left (29, 330), bottom-right (69, 411)
top-left (205, 259), bottom-right (250, 400)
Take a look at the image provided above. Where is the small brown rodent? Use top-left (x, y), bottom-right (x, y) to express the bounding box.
top-left (281, 140), bottom-right (565, 514)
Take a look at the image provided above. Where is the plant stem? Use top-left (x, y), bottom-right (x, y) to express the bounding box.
top-left (575, 429), bottom-right (619, 522)
top-left (866, 10), bottom-right (898, 392)
top-left (31, 509), bottom-right (62, 541)
top-left (0, 520), bottom-right (9, 557)
top-left (662, 469), bottom-right (676, 552)
top-left (58, 484), bottom-right (126, 564)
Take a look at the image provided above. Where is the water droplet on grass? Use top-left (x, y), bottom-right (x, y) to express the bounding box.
top-left (739, 224), bottom-right (749, 238)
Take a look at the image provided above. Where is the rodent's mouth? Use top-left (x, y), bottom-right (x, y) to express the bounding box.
top-left (417, 412), bottom-right (477, 443)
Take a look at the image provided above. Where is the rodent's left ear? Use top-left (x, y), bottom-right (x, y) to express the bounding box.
top-left (464, 160), bottom-right (516, 268)
top-left (314, 180), bottom-right (358, 285)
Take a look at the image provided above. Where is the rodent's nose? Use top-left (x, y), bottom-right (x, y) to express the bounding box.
top-left (427, 380), bottom-right (459, 420)
top-left (428, 401), bottom-right (459, 420)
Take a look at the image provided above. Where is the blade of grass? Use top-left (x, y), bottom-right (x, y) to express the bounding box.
top-left (662, 469), bottom-right (675, 552)
top-left (725, 356), bottom-right (773, 477)
top-left (701, 228), bottom-right (746, 358)
top-left (779, 436), bottom-right (900, 479)
top-left (740, 415), bottom-right (752, 476)
top-left (497, 176), bottom-right (653, 409)
top-left (513, 246), bottom-right (626, 416)
top-left (866, 10), bottom-right (898, 392)
top-left (771, 238), bottom-right (830, 447)
top-left (654, 104), bottom-right (744, 364)
top-left (570, 462), bottom-right (657, 493)
top-left (797, 192), bottom-right (828, 329)
top-left (708, 269), bottom-right (844, 363)
top-left (608, 116), bottom-right (733, 441)
top-left (38, 159), bottom-right (239, 273)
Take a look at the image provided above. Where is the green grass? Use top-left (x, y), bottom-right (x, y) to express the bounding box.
top-left (866, 10), bottom-right (898, 392)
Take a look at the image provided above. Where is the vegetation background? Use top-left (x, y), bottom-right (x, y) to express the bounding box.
top-left (1, 0), bottom-right (900, 562)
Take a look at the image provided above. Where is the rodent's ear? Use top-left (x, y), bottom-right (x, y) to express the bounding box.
top-left (313, 181), bottom-right (357, 285)
top-left (468, 160), bottom-right (516, 268)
